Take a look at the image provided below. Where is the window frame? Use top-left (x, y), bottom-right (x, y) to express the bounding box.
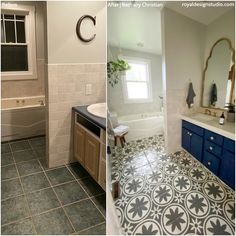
top-left (121, 56), bottom-right (153, 104)
top-left (1, 3), bottom-right (37, 81)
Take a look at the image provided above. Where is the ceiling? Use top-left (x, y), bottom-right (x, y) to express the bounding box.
top-left (165, 1), bottom-right (234, 25)
top-left (107, 5), bottom-right (162, 55)
top-left (107, 1), bottom-right (234, 55)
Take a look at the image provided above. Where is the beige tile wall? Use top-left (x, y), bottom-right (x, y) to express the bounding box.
top-left (46, 63), bottom-right (106, 168)
top-left (1, 59), bottom-right (45, 98)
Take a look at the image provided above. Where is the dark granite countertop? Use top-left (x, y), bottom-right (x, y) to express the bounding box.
top-left (72, 105), bottom-right (106, 130)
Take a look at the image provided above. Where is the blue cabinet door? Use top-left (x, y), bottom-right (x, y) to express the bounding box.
top-left (190, 133), bottom-right (203, 162)
top-left (219, 150), bottom-right (235, 190)
top-left (182, 128), bottom-right (191, 152)
top-left (203, 151), bottom-right (220, 175)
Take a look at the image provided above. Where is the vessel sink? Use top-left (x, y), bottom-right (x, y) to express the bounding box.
top-left (87, 103), bottom-right (106, 118)
top-left (192, 113), bottom-right (214, 121)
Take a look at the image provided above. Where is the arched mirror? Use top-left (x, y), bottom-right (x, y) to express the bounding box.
top-left (201, 38), bottom-right (235, 110)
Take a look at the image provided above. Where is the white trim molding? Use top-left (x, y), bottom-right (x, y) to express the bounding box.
top-left (121, 56), bottom-right (153, 104)
top-left (1, 3), bottom-right (37, 81)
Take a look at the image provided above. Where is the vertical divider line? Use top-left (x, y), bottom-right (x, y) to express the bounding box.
top-left (2, 14), bottom-right (6, 43)
top-left (14, 14), bottom-right (17, 43)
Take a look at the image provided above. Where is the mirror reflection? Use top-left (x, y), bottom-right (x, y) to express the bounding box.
top-left (202, 38), bottom-right (235, 109)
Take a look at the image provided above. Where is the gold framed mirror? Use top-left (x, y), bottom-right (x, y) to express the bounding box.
top-left (201, 38), bottom-right (235, 110)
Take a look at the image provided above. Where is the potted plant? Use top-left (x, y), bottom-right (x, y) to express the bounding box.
top-left (107, 59), bottom-right (131, 87)
top-left (225, 103), bottom-right (235, 122)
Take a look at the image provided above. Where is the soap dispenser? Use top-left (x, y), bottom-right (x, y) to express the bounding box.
top-left (219, 112), bottom-right (225, 125)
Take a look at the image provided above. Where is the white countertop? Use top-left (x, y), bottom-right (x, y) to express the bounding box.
top-left (181, 113), bottom-right (235, 141)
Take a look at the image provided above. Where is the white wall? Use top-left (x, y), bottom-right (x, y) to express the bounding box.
top-left (108, 47), bottom-right (163, 116)
top-left (47, 1), bottom-right (106, 64)
top-left (46, 1), bottom-right (106, 167)
top-left (163, 7), bottom-right (234, 154)
top-left (162, 8), bottom-right (205, 153)
top-left (204, 9), bottom-right (235, 62)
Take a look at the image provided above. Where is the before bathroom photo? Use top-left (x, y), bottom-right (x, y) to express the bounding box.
top-left (1, 0), bottom-right (235, 235)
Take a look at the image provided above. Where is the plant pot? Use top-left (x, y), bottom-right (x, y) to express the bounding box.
top-left (227, 112), bottom-right (235, 122)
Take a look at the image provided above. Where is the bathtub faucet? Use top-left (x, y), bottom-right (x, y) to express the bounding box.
top-left (38, 100), bottom-right (44, 106)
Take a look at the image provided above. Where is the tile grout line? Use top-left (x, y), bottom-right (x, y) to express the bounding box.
top-left (65, 165), bottom-right (106, 220)
top-left (28, 139), bottom-right (78, 234)
top-left (8, 139), bottom-right (38, 235)
top-left (75, 221), bottom-right (106, 234)
top-left (1, 194), bottom-right (98, 228)
top-left (37, 159), bottom-right (77, 234)
top-left (65, 165), bottom-right (91, 198)
top-left (1, 171), bottom-right (100, 202)
top-left (89, 195), bottom-right (106, 220)
top-left (3, 139), bottom-right (106, 232)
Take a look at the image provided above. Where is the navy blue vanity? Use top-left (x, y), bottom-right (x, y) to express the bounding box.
top-left (182, 120), bottom-right (235, 189)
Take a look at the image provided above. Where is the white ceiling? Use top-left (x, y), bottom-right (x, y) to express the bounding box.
top-left (107, 5), bottom-right (162, 55)
top-left (165, 1), bottom-right (234, 25)
top-left (107, 1), bottom-right (234, 55)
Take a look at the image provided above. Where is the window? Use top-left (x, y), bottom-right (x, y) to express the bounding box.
top-left (1, 4), bottom-right (37, 80)
top-left (122, 57), bottom-right (153, 103)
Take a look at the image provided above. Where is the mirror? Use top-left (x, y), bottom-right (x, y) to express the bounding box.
top-left (201, 38), bottom-right (235, 109)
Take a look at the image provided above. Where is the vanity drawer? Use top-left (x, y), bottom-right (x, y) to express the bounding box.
top-left (205, 140), bottom-right (222, 157)
top-left (223, 138), bottom-right (235, 153)
top-left (203, 151), bottom-right (220, 175)
top-left (182, 120), bottom-right (204, 136)
top-left (205, 130), bottom-right (223, 146)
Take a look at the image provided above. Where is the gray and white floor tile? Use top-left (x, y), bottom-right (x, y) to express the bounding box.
top-left (111, 135), bottom-right (235, 235)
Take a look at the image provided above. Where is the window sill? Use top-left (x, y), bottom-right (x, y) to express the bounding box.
top-left (124, 98), bottom-right (153, 104)
top-left (1, 71), bottom-right (37, 81)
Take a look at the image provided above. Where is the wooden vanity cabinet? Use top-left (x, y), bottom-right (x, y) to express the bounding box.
top-left (74, 124), bottom-right (85, 165)
top-left (74, 113), bottom-right (106, 190)
top-left (84, 132), bottom-right (100, 181)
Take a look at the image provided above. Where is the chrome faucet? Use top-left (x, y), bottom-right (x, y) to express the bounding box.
top-left (205, 109), bottom-right (211, 115)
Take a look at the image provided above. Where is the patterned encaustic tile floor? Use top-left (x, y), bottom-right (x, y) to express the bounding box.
top-left (110, 135), bottom-right (235, 235)
top-left (1, 136), bottom-right (106, 235)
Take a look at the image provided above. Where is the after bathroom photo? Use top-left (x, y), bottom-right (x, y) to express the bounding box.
top-left (107, 1), bottom-right (235, 235)
top-left (1, 1), bottom-right (106, 235)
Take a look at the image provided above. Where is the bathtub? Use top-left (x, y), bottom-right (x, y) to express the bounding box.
top-left (118, 112), bottom-right (164, 141)
top-left (1, 96), bottom-right (46, 142)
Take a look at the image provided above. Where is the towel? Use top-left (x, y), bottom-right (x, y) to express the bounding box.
top-left (210, 83), bottom-right (217, 106)
top-left (186, 82), bottom-right (196, 108)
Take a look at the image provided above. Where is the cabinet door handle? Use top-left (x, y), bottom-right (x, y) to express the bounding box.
top-left (207, 161), bottom-right (211, 166)
top-left (189, 133), bottom-right (192, 136)
top-left (209, 146), bottom-right (213, 150)
top-left (210, 136), bottom-right (214, 140)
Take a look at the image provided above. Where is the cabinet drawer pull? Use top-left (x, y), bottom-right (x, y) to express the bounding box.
top-left (209, 146), bottom-right (213, 150)
top-left (207, 161), bottom-right (211, 166)
top-left (210, 136), bottom-right (214, 140)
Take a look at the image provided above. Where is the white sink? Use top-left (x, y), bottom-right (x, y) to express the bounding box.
top-left (87, 103), bottom-right (106, 118)
top-left (191, 113), bottom-right (214, 121)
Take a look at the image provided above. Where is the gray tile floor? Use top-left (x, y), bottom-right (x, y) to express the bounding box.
top-left (1, 136), bottom-right (106, 235)
top-left (111, 135), bottom-right (235, 235)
